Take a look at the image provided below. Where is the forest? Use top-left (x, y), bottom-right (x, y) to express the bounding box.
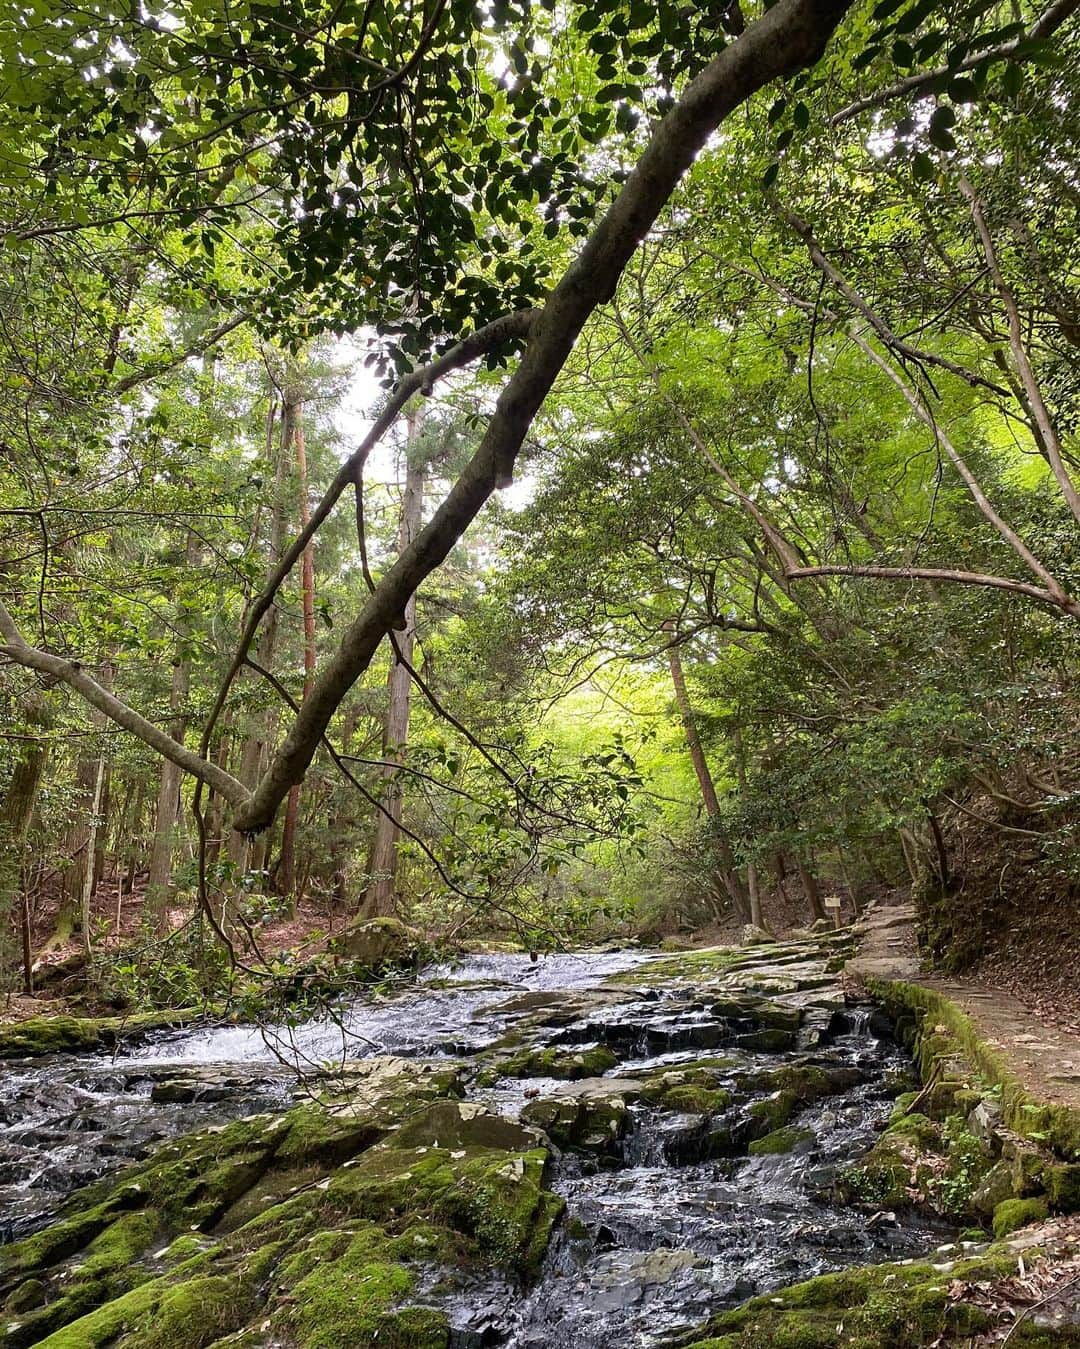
top-left (1, 0), bottom-right (1080, 1344)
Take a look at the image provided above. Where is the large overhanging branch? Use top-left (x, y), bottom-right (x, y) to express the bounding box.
top-left (232, 0), bottom-right (855, 835)
top-left (829, 0), bottom-right (1080, 125)
top-left (786, 564), bottom-right (1080, 618)
top-left (2, 0), bottom-right (854, 839)
top-left (200, 307), bottom-right (540, 756)
top-left (0, 599), bottom-right (249, 804)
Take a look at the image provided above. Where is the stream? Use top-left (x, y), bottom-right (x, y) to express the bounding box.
top-left (0, 946), bottom-right (953, 1347)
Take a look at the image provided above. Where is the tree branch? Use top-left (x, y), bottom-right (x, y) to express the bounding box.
top-left (778, 204), bottom-right (1011, 398)
top-left (829, 0), bottom-right (1080, 125)
top-left (0, 600), bottom-right (250, 804)
top-left (959, 175), bottom-right (1080, 526)
top-left (200, 307), bottom-right (539, 767)
top-left (786, 564), bottom-right (1080, 617)
top-left (232, 0), bottom-right (855, 835)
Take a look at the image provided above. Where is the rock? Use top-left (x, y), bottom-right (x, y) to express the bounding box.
top-left (748, 1125), bottom-right (815, 1156)
top-left (634, 1247), bottom-right (700, 1285)
top-left (992, 1196), bottom-right (1048, 1237)
top-left (967, 1099), bottom-right (1003, 1150)
top-left (390, 1099), bottom-right (543, 1154)
top-left (658, 935), bottom-right (696, 952)
top-left (491, 1043), bottom-right (619, 1081)
top-left (970, 1160), bottom-right (1014, 1218)
top-left (3, 1278), bottom-right (46, 1313)
top-left (520, 1093), bottom-right (629, 1155)
top-left (740, 924), bottom-right (774, 947)
top-left (733, 1028), bottom-right (796, 1053)
top-left (1047, 1162), bottom-right (1080, 1211)
top-left (327, 915), bottom-right (421, 968)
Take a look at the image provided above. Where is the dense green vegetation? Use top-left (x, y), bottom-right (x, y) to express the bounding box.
top-left (0, 0), bottom-right (1078, 1009)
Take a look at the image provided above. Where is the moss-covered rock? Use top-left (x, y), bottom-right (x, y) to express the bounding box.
top-left (679, 1239), bottom-right (1080, 1348)
top-left (0, 1007), bottom-right (211, 1060)
top-left (748, 1126), bottom-right (814, 1156)
top-left (520, 1092), bottom-right (630, 1155)
top-left (490, 1043), bottom-right (619, 1081)
top-left (867, 979), bottom-right (1080, 1163)
top-left (0, 1061), bottom-right (568, 1349)
top-left (327, 916), bottom-right (423, 970)
top-left (992, 1196), bottom-right (1049, 1237)
top-left (639, 1061), bottom-right (736, 1116)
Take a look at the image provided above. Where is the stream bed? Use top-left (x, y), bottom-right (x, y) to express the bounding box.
top-left (0, 942), bottom-right (955, 1347)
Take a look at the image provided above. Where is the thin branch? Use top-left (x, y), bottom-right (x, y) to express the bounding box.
top-left (778, 204), bottom-right (1011, 398)
top-left (786, 563), bottom-right (1080, 618)
top-left (829, 0), bottom-right (1080, 125)
top-left (959, 176), bottom-right (1080, 526)
top-left (201, 308), bottom-right (538, 777)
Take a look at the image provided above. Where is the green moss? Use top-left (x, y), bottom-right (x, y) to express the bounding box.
top-left (747, 1090), bottom-right (799, 1134)
top-left (520, 1095), bottom-right (628, 1153)
top-left (0, 1008), bottom-right (210, 1060)
top-left (749, 1126), bottom-right (814, 1156)
top-left (867, 979), bottom-right (1080, 1161)
top-left (494, 1044), bottom-right (618, 1080)
top-left (1047, 1162), bottom-right (1080, 1212)
top-left (122, 1275), bottom-right (254, 1349)
top-left (639, 1063), bottom-right (735, 1116)
top-left (992, 1197), bottom-right (1049, 1237)
top-left (883, 1108), bottom-right (940, 1150)
top-left (79, 1210), bottom-right (162, 1279)
top-left (284, 1226), bottom-right (449, 1349)
top-left (682, 1249), bottom-right (1025, 1348)
top-left (0, 1196), bottom-right (137, 1278)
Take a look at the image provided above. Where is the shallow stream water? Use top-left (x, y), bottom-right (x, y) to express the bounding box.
top-left (0, 948), bottom-right (952, 1346)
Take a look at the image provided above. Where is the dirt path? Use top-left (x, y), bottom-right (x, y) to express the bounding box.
top-left (848, 901), bottom-right (1080, 1115)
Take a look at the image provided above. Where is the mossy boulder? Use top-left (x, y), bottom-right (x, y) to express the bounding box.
top-left (521, 1092), bottom-right (630, 1155)
top-left (490, 1043), bottom-right (619, 1081)
top-left (0, 1007), bottom-right (209, 1060)
top-left (748, 1126), bottom-right (815, 1156)
top-left (681, 1259), bottom-right (997, 1348)
top-left (0, 1064), bottom-right (563, 1347)
top-left (327, 916), bottom-right (422, 970)
top-left (992, 1196), bottom-right (1049, 1237)
top-left (639, 1061), bottom-right (736, 1116)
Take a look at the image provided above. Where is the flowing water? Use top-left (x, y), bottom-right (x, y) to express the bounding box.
top-left (0, 947), bottom-right (952, 1346)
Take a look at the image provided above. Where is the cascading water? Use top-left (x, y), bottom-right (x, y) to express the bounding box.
top-left (0, 944), bottom-right (954, 1346)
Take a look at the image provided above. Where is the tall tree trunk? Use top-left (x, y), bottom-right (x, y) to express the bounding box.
top-left (279, 398), bottom-right (316, 900)
top-left (797, 856), bottom-right (826, 922)
top-left (731, 725), bottom-right (765, 930)
top-left (229, 390), bottom-right (286, 874)
top-left (0, 693), bottom-right (51, 991)
top-left (81, 751), bottom-right (107, 960)
top-left (146, 529), bottom-right (200, 926)
top-left (663, 619), bottom-right (750, 922)
top-left (361, 408), bottom-right (425, 920)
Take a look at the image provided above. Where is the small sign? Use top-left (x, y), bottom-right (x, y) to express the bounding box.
top-left (824, 896), bottom-right (843, 929)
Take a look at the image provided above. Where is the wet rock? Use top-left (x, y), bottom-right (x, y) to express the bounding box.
top-left (733, 1028), bottom-right (797, 1053)
top-left (2, 1279), bottom-right (45, 1313)
top-left (147, 1065), bottom-right (278, 1105)
top-left (394, 1099), bottom-right (544, 1153)
top-left (0, 1008), bottom-right (210, 1060)
top-left (489, 1043), bottom-right (619, 1081)
top-left (521, 1093), bottom-right (629, 1156)
top-left (967, 1099), bottom-right (1004, 1149)
top-left (748, 1125), bottom-right (815, 1156)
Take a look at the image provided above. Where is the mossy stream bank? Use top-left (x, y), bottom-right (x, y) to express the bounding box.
top-left (2, 937), bottom-right (1079, 1347)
